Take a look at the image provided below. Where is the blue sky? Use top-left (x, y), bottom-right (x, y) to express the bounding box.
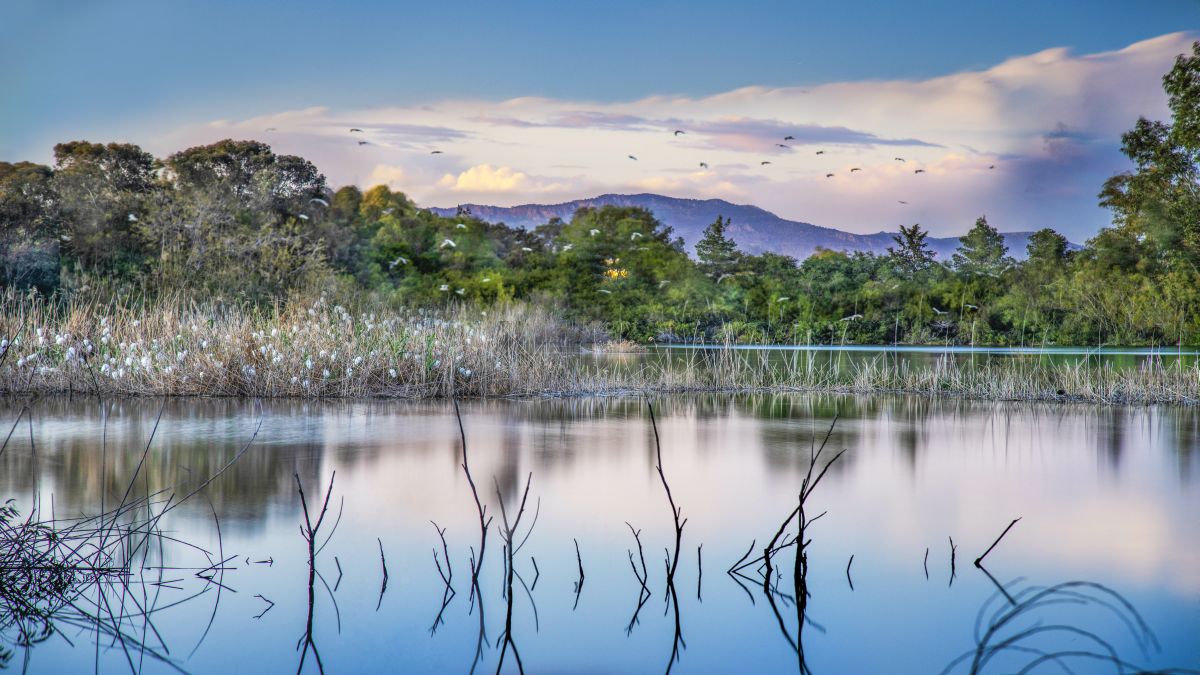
top-left (2, 1), bottom-right (1197, 239)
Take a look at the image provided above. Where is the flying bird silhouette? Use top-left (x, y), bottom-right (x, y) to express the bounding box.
top-left (894, 157), bottom-right (905, 162)
top-left (127, 213), bottom-right (138, 222)
top-left (673, 130), bottom-right (685, 136)
top-left (784, 135), bottom-right (795, 141)
top-left (988, 165), bottom-right (996, 169)
top-left (761, 161), bottom-right (771, 165)
top-left (839, 314), bottom-right (863, 322)
top-left (627, 155), bottom-right (638, 161)
top-left (850, 167), bottom-right (862, 172)
top-left (589, 229), bottom-right (600, 236)
top-left (931, 307), bottom-right (948, 315)
top-left (430, 150), bottom-right (444, 154)
top-left (357, 141), bottom-right (369, 145)
top-left (349, 128), bottom-right (363, 133)
top-left (898, 200), bottom-right (908, 205)
top-left (776, 144), bottom-right (789, 148)
top-left (815, 150), bottom-right (825, 155)
top-left (699, 162), bottom-right (709, 169)
top-left (914, 169), bottom-right (926, 174)
top-left (455, 222), bottom-right (467, 229)
top-left (825, 173), bottom-right (835, 178)
top-left (388, 256), bottom-right (409, 269)
top-left (298, 214), bottom-right (309, 220)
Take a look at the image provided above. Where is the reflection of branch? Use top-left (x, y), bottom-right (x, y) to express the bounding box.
top-left (941, 578), bottom-right (1187, 675)
top-left (295, 471), bottom-right (337, 675)
top-left (949, 536), bottom-right (958, 587)
top-left (646, 400), bottom-right (686, 674)
top-left (494, 473), bottom-right (533, 675)
top-left (571, 538), bottom-right (585, 611)
top-left (455, 400), bottom-right (491, 582)
top-left (375, 538), bottom-right (389, 611)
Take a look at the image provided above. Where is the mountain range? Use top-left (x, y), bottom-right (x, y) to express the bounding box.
top-left (429, 193), bottom-right (1077, 261)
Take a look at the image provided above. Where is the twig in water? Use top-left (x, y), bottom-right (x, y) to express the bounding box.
top-left (846, 555), bottom-right (855, 591)
top-left (530, 556), bottom-right (540, 591)
top-left (924, 547), bottom-right (930, 580)
top-left (376, 537), bottom-right (389, 611)
top-left (253, 594), bottom-right (275, 619)
top-left (572, 538), bottom-right (585, 610)
top-left (949, 536), bottom-right (958, 587)
top-left (696, 544), bottom-right (703, 601)
top-left (974, 517), bottom-right (1021, 568)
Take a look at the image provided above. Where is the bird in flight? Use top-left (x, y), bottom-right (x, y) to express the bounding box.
top-left (761, 161), bottom-right (772, 166)
top-left (630, 232), bottom-right (644, 240)
top-left (439, 284), bottom-right (449, 292)
top-left (456, 223), bottom-right (467, 229)
top-left (589, 229), bottom-right (600, 236)
top-left (673, 130), bottom-right (685, 136)
top-left (382, 208), bottom-right (395, 215)
top-left (839, 314), bottom-right (863, 322)
top-left (562, 243), bottom-right (574, 251)
top-left (815, 150), bottom-right (825, 155)
top-left (310, 197), bottom-right (329, 207)
top-left (894, 157), bottom-right (905, 162)
top-left (699, 162), bottom-right (709, 169)
top-left (349, 128), bottom-right (363, 133)
top-left (914, 169), bottom-right (926, 174)
top-left (440, 238), bottom-right (457, 249)
top-left (776, 144), bottom-right (789, 149)
top-left (431, 150), bottom-right (444, 154)
top-left (988, 165), bottom-right (996, 169)
top-left (298, 214), bottom-right (309, 220)
top-left (898, 200), bottom-right (908, 205)
top-left (932, 307), bottom-right (948, 315)
top-left (599, 289), bottom-right (612, 294)
top-left (825, 173), bottom-right (835, 178)
top-left (127, 213), bottom-right (138, 222)
top-left (388, 256), bottom-right (409, 269)
top-left (628, 155), bottom-right (638, 161)
top-left (784, 135), bottom-right (795, 141)
top-left (850, 167), bottom-right (862, 172)
top-left (964, 303), bottom-right (978, 310)
top-left (357, 141), bottom-right (369, 146)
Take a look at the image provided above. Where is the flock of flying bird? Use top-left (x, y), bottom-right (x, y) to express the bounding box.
top-left (264, 125), bottom-right (1001, 303)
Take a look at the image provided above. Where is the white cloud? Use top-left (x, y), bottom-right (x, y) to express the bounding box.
top-left (157, 32), bottom-right (1197, 241)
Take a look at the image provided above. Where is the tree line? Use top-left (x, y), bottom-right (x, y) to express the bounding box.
top-left (1, 43), bottom-right (1198, 346)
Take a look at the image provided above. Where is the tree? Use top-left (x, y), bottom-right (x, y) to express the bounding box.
top-left (887, 224), bottom-right (936, 279)
top-left (51, 141), bottom-right (156, 271)
top-left (0, 161), bottom-right (60, 291)
top-left (951, 216), bottom-right (1012, 277)
top-left (695, 215), bottom-right (742, 278)
top-left (1099, 41), bottom-right (1200, 270)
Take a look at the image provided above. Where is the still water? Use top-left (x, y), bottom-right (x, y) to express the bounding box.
top-left (2, 394), bottom-right (1198, 673)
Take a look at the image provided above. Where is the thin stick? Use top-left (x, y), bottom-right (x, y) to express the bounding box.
top-left (573, 538), bottom-right (585, 592)
top-left (376, 538), bottom-right (389, 611)
top-left (948, 536), bottom-right (958, 587)
top-left (974, 517), bottom-right (1021, 568)
top-left (845, 554), bottom-right (855, 591)
top-left (923, 547), bottom-right (929, 579)
top-left (696, 544), bottom-right (703, 601)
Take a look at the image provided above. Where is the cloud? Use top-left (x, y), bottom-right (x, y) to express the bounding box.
top-left (157, 31), bottom-right (1197, 241)
top-left (438, 164), bottom-right (530, 192)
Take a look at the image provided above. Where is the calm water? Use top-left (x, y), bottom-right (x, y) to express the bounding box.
top-left (1, 394), bottom-right (1198, 673)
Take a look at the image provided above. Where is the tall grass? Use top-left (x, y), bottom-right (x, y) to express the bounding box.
top-left (2, 292), bottom-right (1198, 404)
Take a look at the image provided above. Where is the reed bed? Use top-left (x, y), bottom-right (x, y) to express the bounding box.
top-left (2, 293), bottom-right (1199, 404)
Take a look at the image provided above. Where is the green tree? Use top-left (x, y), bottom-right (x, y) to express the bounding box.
top-left (887, 224), bottom-right (936, 280)
top-left (1099, 41), bottom-right (1200, 271)
top-left (695, 215), bottom-right (742, 278)
top-left (951, 216), bottom-right (1013, 277)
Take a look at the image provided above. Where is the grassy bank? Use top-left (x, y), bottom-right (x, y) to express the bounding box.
top-left (2, 294), bottom-right (1198, 404)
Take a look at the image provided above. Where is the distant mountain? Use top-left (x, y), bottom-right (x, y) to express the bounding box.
top-left (429, 193), bottom-right (1077, 261)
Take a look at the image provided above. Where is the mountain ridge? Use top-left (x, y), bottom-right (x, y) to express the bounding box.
top-left (428, 193), bottom-right (1074, 261)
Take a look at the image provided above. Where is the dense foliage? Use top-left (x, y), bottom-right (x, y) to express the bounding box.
top-left (2, 43), bottom-right (1199, 345)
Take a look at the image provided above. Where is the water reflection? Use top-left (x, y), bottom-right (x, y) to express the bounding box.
top-left (1, 394), bottom-right (1198, 673)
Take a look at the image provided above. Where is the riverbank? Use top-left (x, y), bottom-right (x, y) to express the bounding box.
top-left (2, 294), bottom-right (1199, 404)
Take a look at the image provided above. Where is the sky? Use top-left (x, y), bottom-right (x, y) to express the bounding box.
top-left (2, 1), bottom-right (1197, 240)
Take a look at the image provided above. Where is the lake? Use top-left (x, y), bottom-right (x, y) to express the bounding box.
top-left (2, 394), bottom-right (1198, 673)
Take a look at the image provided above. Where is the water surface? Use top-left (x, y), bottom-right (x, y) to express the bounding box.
top-left (1, 395), bottom-right (1198, 673)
